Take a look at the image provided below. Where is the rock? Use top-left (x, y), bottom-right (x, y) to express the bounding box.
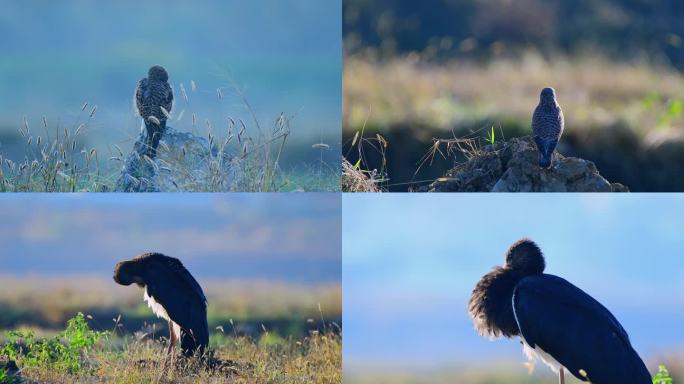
top-left (426, 136), bottom-right (628, 192)
top-left (115, 126), bottom-right (240, 192)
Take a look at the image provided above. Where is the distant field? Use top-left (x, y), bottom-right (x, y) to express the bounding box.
top-left (0, 276), bottom-right (341, 338)
top-left (344, 361), bottom-right (683, 384)
top-left (344, 54), bottom-right (684, 133)
top-left (343, 55), bottom-right (684, 191)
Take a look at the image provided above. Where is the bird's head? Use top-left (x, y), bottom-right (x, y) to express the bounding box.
top-left (113, 259), bottom-right (145, 287)
top-left (148, 65), bottom-right (169, 82)
top-left (539, 87), bottom-right (557, 105)
top-left (505, 238), bottom-right (545, 275)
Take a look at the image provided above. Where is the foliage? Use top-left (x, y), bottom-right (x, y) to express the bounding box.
top-left (1, 312), bottom-right (108, 374)
top-left (0, 314), bottom-right (341, 383)
top-left (344, 0), bottom-right (684, 69)
top-left (0, 368), bottom-right (14, 384)
top-left (653, 365), bottom-right (674, 384)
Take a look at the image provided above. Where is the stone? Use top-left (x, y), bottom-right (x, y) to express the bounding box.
top-left (115, 126), bottom-right (240, 192)
top-left (426, 136), bottom-right (628, 192)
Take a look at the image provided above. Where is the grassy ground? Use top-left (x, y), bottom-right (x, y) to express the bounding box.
top-left (344, 362), bottom-right (682, 384)
top-left (0, 277), bottom-right (342, 383)
top-left (1, 313), bottom-right (341, 383)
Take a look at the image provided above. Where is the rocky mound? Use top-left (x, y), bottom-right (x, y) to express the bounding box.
top-left (426, 136), bottom-right (628, 192)
top-left (115, 126), bottom-right (239, 192)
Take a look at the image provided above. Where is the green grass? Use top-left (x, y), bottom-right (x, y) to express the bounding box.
top-left (1, 313), bottom-right (341, 383)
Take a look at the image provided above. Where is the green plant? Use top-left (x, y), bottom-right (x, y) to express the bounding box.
top-left (658, 98), bottom-right (683, 128)
top-left (0, 366), bottom-right (19, 384)
top-left (1, 312), bottom-right (108, 374)
top-left (487, 126), bottom-right (495, 145)
top-left (342, 110), bottom-right (388, 192)
top-left (652, 364), bottom-right (673, 384)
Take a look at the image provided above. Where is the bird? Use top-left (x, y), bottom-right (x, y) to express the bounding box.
top-left (135, 65), bottom-right (173, 159)
top-left (113, 252), bottom-right (208, 358)
top-left (532, 87), bottom-right (564, 168)
top-left (468, 239), bottom-right (651, 384)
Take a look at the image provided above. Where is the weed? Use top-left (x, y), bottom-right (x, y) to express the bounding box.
top-left (0, 80), bottom-right (338, 192)
top-left (2, 313), bottom-right (108, 374)
top-left (653, 365), bottom-right (673, 384)
top-left (342, 107), bottom-right (388, 191)
top-left (1, 312), bottom-right (341, 383)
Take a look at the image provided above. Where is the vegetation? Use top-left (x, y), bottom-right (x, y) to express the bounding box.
top-left (2, 313), bottom-right (108, 375)
top-left (343, 51), bottom-right (684, 191)
top-left (344, 55), bottom-right (684, 135)
top-left (0, 86), bottom-right (338, 192)
top-left (654, 365), bottom-right (675, 384)
top-left (343, 0), bottom-right (684, 69)
top-left (344, 363), bottom-right (682, 384)
top-left (0, 277), bottom-right (340, 337)
top-left (1, 313), bottom-right (341, 383)
top-left (343, 0), bottom-right (684, 191)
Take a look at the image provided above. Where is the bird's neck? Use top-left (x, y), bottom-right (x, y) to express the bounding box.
top-left (469, 266), bottom-right (525, 339)
top-left (540, 100), bottom-right (558, 108)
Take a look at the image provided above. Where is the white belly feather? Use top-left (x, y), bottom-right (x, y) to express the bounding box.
top-left (522, 338), bottom-right (564, 373)
top-left (144, 287), bottom-right (181, 340)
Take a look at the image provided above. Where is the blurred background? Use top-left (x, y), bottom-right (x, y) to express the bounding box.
top-left (0, 0), bottom-right (341, 180)
top-left (343, 0), bottom-right (684, 191)
top-left (0, 193), bottom-right (341, 339)
top-left (343, 194), bottom-right (684, 383)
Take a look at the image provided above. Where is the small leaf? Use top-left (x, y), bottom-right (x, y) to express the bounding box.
top-left (668, 99), bottom-right (682, 118)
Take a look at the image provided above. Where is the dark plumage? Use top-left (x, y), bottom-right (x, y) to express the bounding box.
top-left (532, 87), bottom-right (564, 168)
top-left (468, 239), bottom-right (651, 384)
top-left (113, 253), bottom-right (208, 357)
top-left (135, 65), bottom-right (173, 158)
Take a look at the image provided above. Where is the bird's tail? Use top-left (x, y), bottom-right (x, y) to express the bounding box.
top-left (143, 119), bottom-right (166, 159)
top-left (180, 327), bottom-right (208, 358)
top-left (534, 137), bottom-right (557, 168)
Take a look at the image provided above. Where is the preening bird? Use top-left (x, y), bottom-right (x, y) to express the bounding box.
top-left (135, 65), bottom-right (173, 158)
top-left (532, 87), bottom-right (564, 168)
top-left (468, 239), bottom-right (651, 384)
top-left (113, 253), bottom-right (208, 358)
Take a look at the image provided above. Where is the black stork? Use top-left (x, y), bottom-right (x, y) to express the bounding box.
top-left (468, 239), bottom-right (651, 383)
top-left (114, 253), bottom-right (209, 359)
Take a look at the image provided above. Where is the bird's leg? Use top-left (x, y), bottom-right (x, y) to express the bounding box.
top-left (163, 321), bottom-right (176, 372)
top-left (167, 321), bottom-right (177, 354)
top-left (559, 367), bottom-right (565, 384)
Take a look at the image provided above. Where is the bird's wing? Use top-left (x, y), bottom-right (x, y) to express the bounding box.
top-left (513, 274), bottom-right (650, 383)
top-left (135, 79), bottom-right (148, 115)
top-left (532, 105), bottom-right (561, 141)
top-left (163, 82), bottom-right (173, 114)
top-left (531, 105), bottom-right (542, 136)
top-left (144, 258), bottom-right (208, 346)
